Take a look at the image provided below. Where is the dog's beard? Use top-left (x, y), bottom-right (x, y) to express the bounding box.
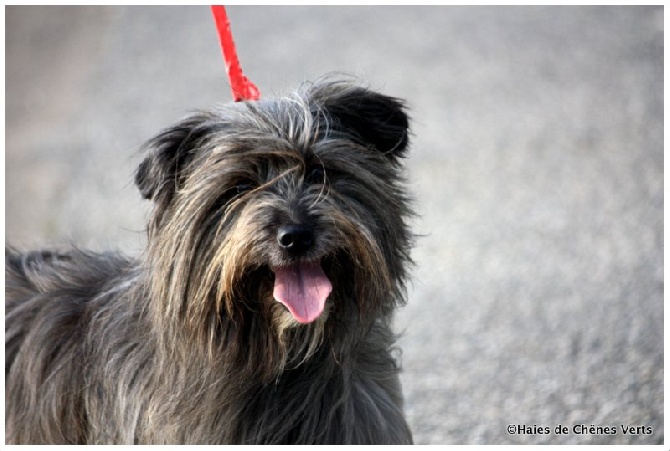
top-left (147, 202), bottom-right (394, 364)
top-left (229, 248), bottom-right (385, 372)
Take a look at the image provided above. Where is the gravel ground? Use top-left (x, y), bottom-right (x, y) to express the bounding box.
top-left (5, 6), bottom-right (664, 445)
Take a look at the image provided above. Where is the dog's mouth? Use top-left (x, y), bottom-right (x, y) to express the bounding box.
top-left (270, 261), bottom-right (332, 324)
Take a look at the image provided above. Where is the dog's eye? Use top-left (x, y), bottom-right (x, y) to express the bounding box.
top-left (219, 183), bottom-right (254, 208)
top-left (236, 184), bottom-right (253, 195)
top-left (305, 165), bottom-right (325, 184)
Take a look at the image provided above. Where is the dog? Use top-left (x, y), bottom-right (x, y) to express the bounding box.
top-left (6, 78), bottom-right (414, 444)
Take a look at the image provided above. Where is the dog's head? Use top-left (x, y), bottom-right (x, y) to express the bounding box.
top-left (136, 79), bottom-right (413, 360)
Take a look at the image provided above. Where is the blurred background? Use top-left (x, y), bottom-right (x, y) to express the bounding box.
top-left (5, 6), bottom-right (663, 444)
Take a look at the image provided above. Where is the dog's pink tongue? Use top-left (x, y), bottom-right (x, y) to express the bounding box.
top-left (272, 262), bottom-right (332, 323)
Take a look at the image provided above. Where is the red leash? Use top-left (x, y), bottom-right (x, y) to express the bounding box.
top-left (210, 5), bottom-right (260, 102)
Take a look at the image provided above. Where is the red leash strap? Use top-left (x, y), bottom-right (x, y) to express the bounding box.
top-left (210, 5), bottom-right (260, 102)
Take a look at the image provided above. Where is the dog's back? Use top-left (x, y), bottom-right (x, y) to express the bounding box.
top-left (5, 249), bottom-right (132, 443)
top-left (7, 250), bottom-right (78, 371)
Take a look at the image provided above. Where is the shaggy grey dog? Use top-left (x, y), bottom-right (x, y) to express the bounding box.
top-left (5, 79), bottom-right (414, 444)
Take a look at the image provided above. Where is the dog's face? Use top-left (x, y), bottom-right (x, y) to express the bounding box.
top-left (136, 81), bottom-right (412, 350)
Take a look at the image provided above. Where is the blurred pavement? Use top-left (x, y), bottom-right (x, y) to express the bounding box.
top-left (5, 6), bottom-right (663, 444)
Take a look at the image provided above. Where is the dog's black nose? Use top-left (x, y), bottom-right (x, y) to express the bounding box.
top-left (277, 224), bottom-right (314, 256)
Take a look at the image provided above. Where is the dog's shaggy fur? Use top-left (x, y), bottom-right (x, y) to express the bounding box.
top-left (5, 79), bottom-right (414, 444)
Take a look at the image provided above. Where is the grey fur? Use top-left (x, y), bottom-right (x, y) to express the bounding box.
top-left (6, 79), bottom-right (414, 444)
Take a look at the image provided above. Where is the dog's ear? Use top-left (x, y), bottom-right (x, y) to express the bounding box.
top-left (135, 113), bottom-right (217, 203)
top-left (315, 83), bottom-right (410, 159)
